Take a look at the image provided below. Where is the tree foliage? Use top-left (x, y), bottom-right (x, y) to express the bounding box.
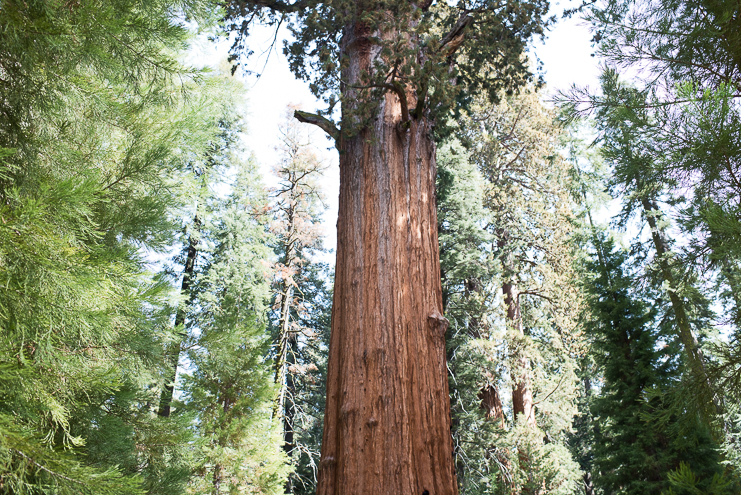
top-left (0, 0), bottom-right (281, 492)
top-left (440, 88), bottom-right (584, 494)
top-left (223, 0), bottom-right (551, 136)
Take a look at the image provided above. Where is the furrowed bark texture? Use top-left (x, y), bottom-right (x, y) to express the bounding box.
top-left (316, 28), bottom-right (457, 492)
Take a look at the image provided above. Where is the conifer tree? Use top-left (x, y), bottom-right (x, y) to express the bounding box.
top-left (268, 109), bottom-right (330, 493)
top-left (584, 235), bottom-right (724, 495)
top-left (222, 0), bottom-right (551, 488)
top-left (563, 128), bottom-right (611, 495)
top-left (436, 140), bottom-right (502, 491)
top-left (591, 73), bottom-right (720, 423)
top-left (0, 1), bottom-right (251, 492)
top-left (183, 158), bottom-right (289, 494)
top-left (470, 91), bottom-right (582, 494)
top-left (158, 77), bottom-right (249, 420)
top-left (562, 0), bottom-right (741, 418)
top-left (440, 89), bottom-right (583, 494)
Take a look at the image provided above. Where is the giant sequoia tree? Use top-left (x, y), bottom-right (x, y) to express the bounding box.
top-left (223, 0), bottom-right (549, 492)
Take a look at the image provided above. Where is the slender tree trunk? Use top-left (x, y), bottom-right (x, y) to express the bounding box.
top-left (316, 92), bottom-right (457, 493)
top-left (158, 228), bottom-right (199, 418)
top-left (639, 197), bottom-right (719, 416)
top-left (582, 376), bottom-right (596, 495)
top-left (283, 341), bottom-right (297, 494)
top-left (583, 472), bottom-right (595, 495)
top-left (275, 278), bottom-right (297, 494)
top-left (213, 463), bottom-right (223, 495)
top-left (275, 283), bottom-right (294, 418)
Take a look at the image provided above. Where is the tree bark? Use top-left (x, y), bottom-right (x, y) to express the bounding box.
top-left (316, 95), bottom-right (457, 494)
top-left (583, 472), bottom-right (595, 495)
top-left (275, 279), bottom-right (297, 494)
top-left (158, 227), bottom-right (198, 418)
top-left (639, 196), bottom-right (719, 416)
top-left (478, 384), bottom-right (505, 429)
top-left (496, 234), bottom-right (536, 431)
top-left (504, 278), bottom-right (535, 429)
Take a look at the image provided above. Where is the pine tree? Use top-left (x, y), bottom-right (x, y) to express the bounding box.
top-left (183, 158), bottom-right (289, 495)
top-left (585, 236), bottom-right (723, 495)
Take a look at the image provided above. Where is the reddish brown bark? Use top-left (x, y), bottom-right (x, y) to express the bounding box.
top-left (316, 86), bottom-right (457, 493)
top-left (478, 384), bottom-right (505, 429)
top-left (503, 279), bottom-right (535, 429)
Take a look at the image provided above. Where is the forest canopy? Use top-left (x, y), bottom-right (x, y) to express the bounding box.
top-left (1, 0), bottom-right (741, 494)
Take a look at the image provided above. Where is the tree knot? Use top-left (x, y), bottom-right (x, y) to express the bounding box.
top-left (427, 311), bottom-right (449, 339)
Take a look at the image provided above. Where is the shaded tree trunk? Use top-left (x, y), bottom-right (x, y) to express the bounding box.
top-left (504, 278), bottom-right (535, 429)
top-left (316, 91), bottom-right (457, 493)
top-left (478, 384), bottom-right (505, 428)
top-left (582, 376), bottom-right (596, 495)
top-left (158, 227), bottom-right (199, 418)
top-left (583, 472), bottom-right (595, 495)
top-left (275, 280), bottom-right (297, 494)
top-left (639, 196), bottom-right (718, 416)
top-left (496, 232), bottom-right (536, 431)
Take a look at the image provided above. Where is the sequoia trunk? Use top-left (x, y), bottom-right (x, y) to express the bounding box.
top-left (316, 94), bottom-right (457, 494)
top-left (504, 278), bottom-right (535, 429)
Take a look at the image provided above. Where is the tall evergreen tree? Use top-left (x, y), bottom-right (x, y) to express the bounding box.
top-left (0, 1), bottom-right (253, 492)
top-left (441, 88), bottom-right (584, 494)
top-left (183, 158), bottom-right (289, 495)
top-left (585, 236), bottom-right (724, 495)
top-left (562, 0), bottom-right (741, 422)
top-left (591, 73), bottom-right (720, 424)
top-left (268, 109), bottom-right (330, 493)
top-left (157, 72), bottom-right (252, 420)
top-left (222, 0), bottom-right (551, 488)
